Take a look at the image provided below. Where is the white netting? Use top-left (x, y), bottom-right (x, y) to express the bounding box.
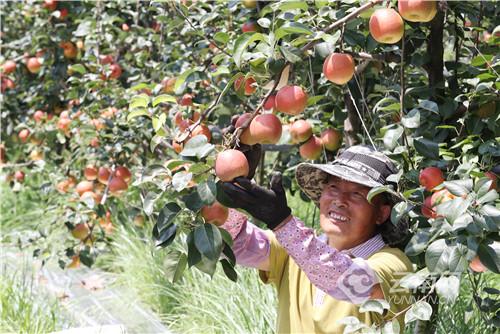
top-left (1, 249), bottom-right (171, 334)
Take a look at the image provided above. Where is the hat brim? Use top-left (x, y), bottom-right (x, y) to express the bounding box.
top-left (295, 162), bottom-right (385, 204)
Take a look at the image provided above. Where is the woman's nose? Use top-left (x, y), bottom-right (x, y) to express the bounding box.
top-left (332, 192), bottom-right (348, 208)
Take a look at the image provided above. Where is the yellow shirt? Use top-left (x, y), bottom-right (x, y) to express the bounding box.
top-left (259, 231), bottom-right (414, 334)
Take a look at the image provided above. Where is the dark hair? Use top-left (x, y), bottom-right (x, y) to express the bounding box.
top-left (376, 195), bottom-right (411, 249)
top-left (376, 219), bottom-right (411, 249)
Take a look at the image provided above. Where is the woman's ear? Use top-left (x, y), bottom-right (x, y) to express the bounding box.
top-left (377, 204), bottom-right (391, 225)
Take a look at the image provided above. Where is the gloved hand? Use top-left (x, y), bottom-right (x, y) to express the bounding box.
top-left (219, 172), bottom-right (291, 230)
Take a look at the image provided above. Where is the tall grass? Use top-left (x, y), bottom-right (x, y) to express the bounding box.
top-left (98, 223), bottom-right (277, 334)
top-left (1, 180), bottom-right (47, 232)
top-left (0, 263), bottom-right (70, 333)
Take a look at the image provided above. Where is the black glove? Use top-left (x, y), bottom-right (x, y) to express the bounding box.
top-left (219, 172), bottom-right (291, 230)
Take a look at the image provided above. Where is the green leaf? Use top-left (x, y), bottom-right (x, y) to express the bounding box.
top-left (174, 68), bottom-right (199, 94)
top-left (359, 299), bottom-right (390, 314)
top-left (74, 21), bottom-right (93, 37)
top-left (321, 31), bottom-right (341, 45)
top-left (213, 32), bottom-right (229, 44)
top-left (188, 162), bottom-right (211, 175)
top-left (194, 223), bottom-right (223, 261)
top-left (437, 197), bottom-right (470, 224)
top-left (155, 224), bottom-right (177, 248)
top-left (374, 97), bottom-right (400, 112)
top-left (383, 126), bottom-right (404, 150)
top-left (401, 108), bottom-right (420, 128)
top-left (443, 180), bottom-right (470, 197)
top-left (143, 191), bottom-right (160, 216)
top-left (471, 54), bottom-right (493, 67)
top-left (187, 231), bottom-right (201, 267)
top-left (419, 100), bottom-right (439, 114)
top-left (130, 83), bottom-right (151, 91)
top-left (210, 65), bottom-right (231, 77)
top-left (127, 109), bottom-right (150, 122)
top-left (480, 205), bottom-right (500, 218)
top-left (150, 134), bottom-right (164, 153)
top-left (405, 229), bottom-right (431, 256)
top-left (414, 138), bottom-right (439, 159)
top-left (306, 95), bottom-right (324, 106)
top-left (165, 160), bottom-right (189, 171)
top-left (222, 243), bottom-right (236, 266)
top-left (233, 33), bottom-right (266, 68)
top-left (172, 253), bottom-right (188, 283)
top-left (405, 301), bottom-right (433, 323)
top-left (221, 259), bottom-right (238, 282)
top-left (279, 45), bottom-right (302, 63)
top-left (172, 171), bottom-right (192, 192)
top-left (182, 191), bottom-right (205, 212)
top-left (79, 248), bottom-right (96, 267)
top-left (435, 275), bottom-right (460, 303)
top-left (129, 94), bottom-right (150, 110)
top-left (152, 94), bottom-right (177, 107)
top-left (275, 22), bottom-right (314, 40)
top-left (399, 270), bottom-right (429, 290)
top-left (194, 256), bottom-right (218, 277)
top-left (380, 319), bottom-right (400, 334)
top-left (277, 1), bottom-right (308, 11)
top-left (367, 186), bottom-right (393, 204)
top-left (257, 18), bottom-right (271, 29)
top-left (157, 202), bottom-right (181, 231)
top-left (56, 132), bottom-right (66, 144)
top-left (336, 316), bottom-right (366, 333)
top-left (425, 239), bottom-right (450, 272)
top-left (180, 135), bottom-right (215, 159)
top-left (152, 113), bottom-right (167, 132)
top-left (452, 213), bottom-right (473, 231)
top-left (219, 226), bottom-right (234, 247)
top-left (390, 201), bottom-right (411, 225)
top-left (197, 181), bottom-right (217, 205)
top-left (476, 177), bottom-right (494, 198)
top-left (69, 64), bottom-right (86, 74)
top-left (477, 243), bottom-right (500, 274)
top-left (477, 189), bottom-right (499, 205)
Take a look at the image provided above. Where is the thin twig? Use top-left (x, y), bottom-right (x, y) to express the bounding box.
top-left (0, 161), bottom-right (35, 169)
top-left (174, 4), bottom-right (231, 57)
top-left (99, 164), bottom-right (115, 205)
top-left (347, 86), bottom-right (376, 148)
top-left (399, 31), bottom-right (415, 170)
top-left (300, 0), bottom-right (383, 53)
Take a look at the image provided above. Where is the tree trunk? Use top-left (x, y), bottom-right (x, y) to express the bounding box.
top-left (425, 5), bottom-right (446, 102)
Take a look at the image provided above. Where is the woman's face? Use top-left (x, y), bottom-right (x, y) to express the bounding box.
top-left (319, 176), bottom-right (390, 250)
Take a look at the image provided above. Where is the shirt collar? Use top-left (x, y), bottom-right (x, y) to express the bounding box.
top-left (318, 233), bottom-right (386, 259)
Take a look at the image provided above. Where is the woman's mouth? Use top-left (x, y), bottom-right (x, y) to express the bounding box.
top-left (328, 211), bottom-right (349, 223)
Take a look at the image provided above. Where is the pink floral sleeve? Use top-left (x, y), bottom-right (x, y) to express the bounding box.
top-left (220, 209), bottom-right (271, 268)
top-left (274, 216), bottom-right (378, 304)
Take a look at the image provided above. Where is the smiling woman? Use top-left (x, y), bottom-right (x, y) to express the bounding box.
top-left (218, 145), bottom-right (415, 333)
